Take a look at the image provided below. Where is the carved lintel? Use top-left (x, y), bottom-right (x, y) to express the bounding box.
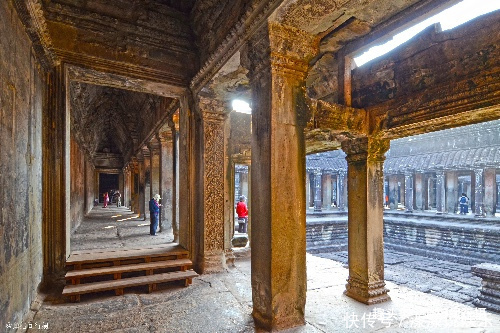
top-left (158, 130), bottom-right (173, 143)
top-left (306, 98), bottom-right (368, 135)
top-left (345, 276), bottom-right (390, 305)
top-left (148, 137), bottom-right (161, 154)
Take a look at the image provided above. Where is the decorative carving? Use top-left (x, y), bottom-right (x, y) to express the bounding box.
top-left (345, 276), bottom-right (390, 305)
top-left (203, 110), bottom-right (225, 252)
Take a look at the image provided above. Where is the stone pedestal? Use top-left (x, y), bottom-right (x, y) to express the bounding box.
top-left (247, 22), bottom-right (318, 331)
top-left (341, 137), bottom-right (390, 305)
top-left (472, 263), bottom-right (500, 313)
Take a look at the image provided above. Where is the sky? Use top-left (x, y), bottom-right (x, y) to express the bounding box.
top-left (354, 0), bottom-right (500, 66)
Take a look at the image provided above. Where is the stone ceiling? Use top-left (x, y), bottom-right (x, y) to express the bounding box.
top-left (70, 82), bottom-right (174, 166)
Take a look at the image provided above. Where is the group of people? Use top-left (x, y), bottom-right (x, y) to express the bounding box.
top-left (102, 190), bottom-right (121, 208)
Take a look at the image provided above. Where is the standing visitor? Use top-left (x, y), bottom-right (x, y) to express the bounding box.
top-left (103, 192), bottom-right (109, 208)
top-left (236, 195), bottom-right (248, 233)
top-left (459, 193), bottom-right (469, 215)
top-left (149, 194), bottom-right (161, 236)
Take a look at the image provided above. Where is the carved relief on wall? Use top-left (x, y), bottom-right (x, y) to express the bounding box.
top-left (203, 111), bottom-right (225, 251)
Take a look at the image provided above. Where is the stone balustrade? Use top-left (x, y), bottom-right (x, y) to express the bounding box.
top-left (471, 263), bottom-right (500, 313)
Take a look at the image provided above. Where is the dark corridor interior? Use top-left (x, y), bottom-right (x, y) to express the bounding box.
top-left (99, 173), bottom-right (119, 202)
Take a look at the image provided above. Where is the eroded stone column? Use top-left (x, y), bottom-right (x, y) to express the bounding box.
top-left (142, 147), bottom-right (151, 219)
top-left (484, 168), bottom-right (496, 217)
top-left (197, 97), bottom-right (227, 272)
top-left (474, 168), bottom-right (485, 217)
top-left (404, 172), bottom-right (413, 213)
top-left (446, 171), bottom-right (458, 214)
top-left (338, 170), bottom-right (346, 211)
top-left (322, 173), bottom-right (332, 210)
top-left (313, 169), bottom-right (322, 212)
top-left (136, 152), bottom-right (145, 219)
top-left (414, 173), bottom-right (424, 210)
top-left (436, 171), bottom-right (446, 214)
top-left (159, 130), bottom-right (174, 233)
top-left (149, 138), bottom-right (161, 225)
top-left (341, 137), bottom-right (390, 305)
top-left (247, 22), bottom-right (318, 330)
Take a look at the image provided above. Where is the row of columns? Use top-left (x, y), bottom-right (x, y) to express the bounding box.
top-left (122, 128), bottom-right (178, 239)
top-left (307, 170), bottom-right (347, 211)
top-left (399, 168), bottom-right (498, 216)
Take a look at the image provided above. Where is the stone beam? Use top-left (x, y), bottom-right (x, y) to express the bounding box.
top-left (67, 66), bottom-right (186, 98)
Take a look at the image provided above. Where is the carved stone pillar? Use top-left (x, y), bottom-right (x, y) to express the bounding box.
top-left (474, 168), bottom-right (485, 217)
top-left (338, 170), bottom-right (347, 211)
top-left (313, 169), bottom-right (322, 212)
top-left (149, 138), bottom-right (161, 229)
top-left (123, 165), bottom-right (129, 208)
top-left (322, 173), bottom-right (332, 210)
top-left (43, 65), bottom-right (70, 279)
top-left (136, 152), bottom-right (145, 219)
top-left (388, 175), bottom-right (398, 209)
top-left (142, 147), bottom-right (151, 219)
top-left (341, 137), bottom-right (390, 305)
top-left (436, 170), bottom-right (446, 214)
top-left (484, 168), bottom-right (496, 217)
top-left (159, 130), bottom-right (175, 233)
top-left (197, 97), bottom-right (227, 272)
top-left (247, 22), bottom-right (318, 330)
top-left (130, 158), bottom-right (139, 214)
top-left (404, 172), bottom-right (413, 213)
top-left (173, 120), bottom-right (180, 243)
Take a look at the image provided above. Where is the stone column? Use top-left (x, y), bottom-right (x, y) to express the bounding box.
top-left (484, 168), bottom-right (496, 217)
top-left (474, 168), bottom-right (485, 217)
top-left (404, 172), bottom-right (414, 213)
top-left (142, 147), bottom-right (151, 219)
top-left (43, 65), bottom-right (70, 278)
top-left (197, 97), bottom-right (227, 272)
top-left (130, 159), bottom-right (139, 213)
top-left (240, 171), bottom-right (249, 199)
top-left (436, 171), bottom-right (446, 214)
top-left (136, 152), bottom-right (146, 219)
top-left (247, 22), bottom-right (318, 330)
top-left (388, 175), bottom-right (398, 209)
top-left (159, 130), bottom-right (174, 233)
top-left (341, 137), bottom-right (391, 305)
top-left (338, 170), bottom-right (346, 211)
top-left (313, 169), bottom-right (323, 212)
top-left (174, 126), bottom-right (180, 242)
top-left (414, 173), bottom-right (424, 210)
top-left (122, 166), bottom-right (129, 208)
top-left (322, 173), bottom-right (332, 210)
top-left (446, 171), bottom-right (458, 214)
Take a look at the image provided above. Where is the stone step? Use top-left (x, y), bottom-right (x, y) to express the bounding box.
top-left (63, 270), bottom-right (198, 302)
top-left (65, 258), bottom-right (193, 284)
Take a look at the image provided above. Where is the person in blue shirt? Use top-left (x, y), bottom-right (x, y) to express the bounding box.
top-left (459, 193), bottom-right (469, 215)
top-left (149, 194), bottom-right (161, 235)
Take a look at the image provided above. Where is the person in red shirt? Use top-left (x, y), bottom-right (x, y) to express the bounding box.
top-left (236, 195), bottom-right (248, 233)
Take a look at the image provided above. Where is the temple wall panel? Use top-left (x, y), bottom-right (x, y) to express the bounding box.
top-left (0, 0), bottom-right (44, 328)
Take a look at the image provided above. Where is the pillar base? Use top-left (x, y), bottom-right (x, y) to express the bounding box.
top-left (252, 309), bottom-right (305, 331)
top-left (202, 251), bottom-right (228, 273)
top-left (225, 249), bottom-right (235, 267)
top-left (345, 277), bottom-right (390, 305)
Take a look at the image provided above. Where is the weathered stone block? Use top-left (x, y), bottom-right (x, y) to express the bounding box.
top-left (232, 235), bottom-right (248, 248)
top-left (471, 263), bottom-right (500, 313)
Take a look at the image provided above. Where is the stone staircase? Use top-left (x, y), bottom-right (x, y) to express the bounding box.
top-left (63, 244), bottom-right (197, 302)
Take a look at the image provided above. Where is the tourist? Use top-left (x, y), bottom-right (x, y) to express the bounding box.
top-left (103, 192), bottom-right (109, 208)
top-left (115, 191), bottom-right (121, 207)
top-left (459, 193), bottom-right (469, 215)
top-left (236, 195), bottom-right (248, 233)
top-left (149, 194), bottom-right (161, 236)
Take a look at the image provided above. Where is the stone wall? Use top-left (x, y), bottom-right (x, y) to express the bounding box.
top-left (0, 0), bottom-right (44, 328)
top-left (306, 213), bottom-right (500, 265)
top-left (70, 137), bottom-right (92, 232)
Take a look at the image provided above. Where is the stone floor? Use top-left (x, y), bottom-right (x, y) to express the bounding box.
top-left (21, 207), bottom-right (500, 332)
